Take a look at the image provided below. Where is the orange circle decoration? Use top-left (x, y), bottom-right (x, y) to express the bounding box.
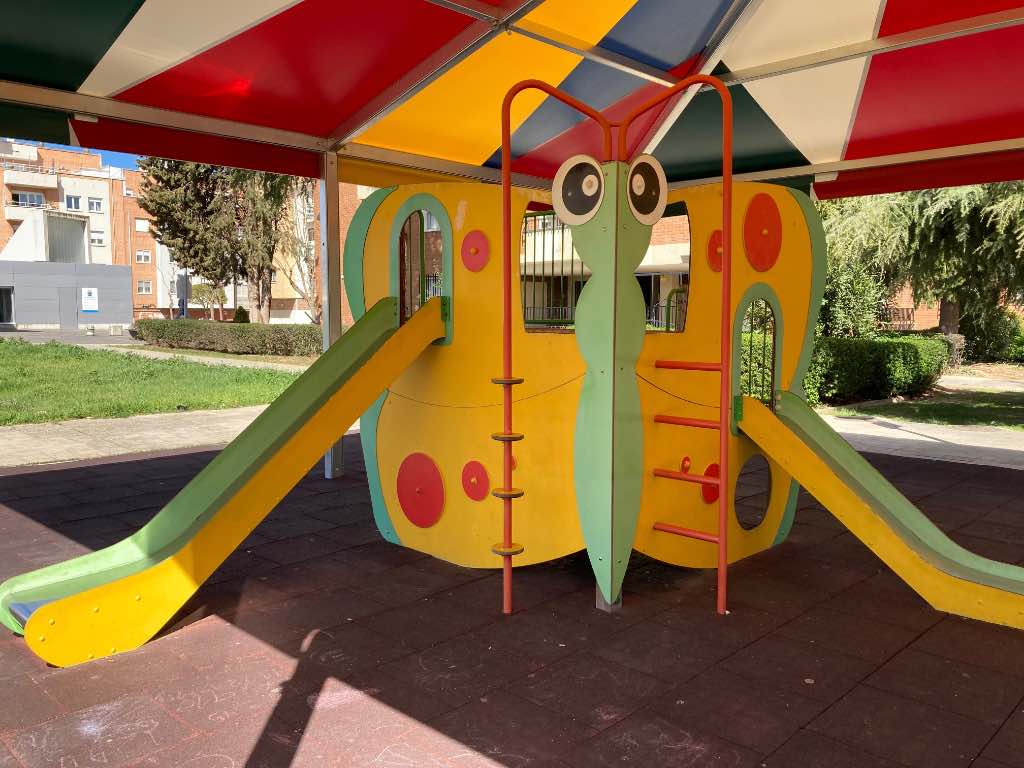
top-left (701, 463), bottom-right (721, 504)
top-left (461, 230), bottom-right (490, 272)
top-left (397, 453), bottom-right (445, 528)
top-left (743, 193), bottom-right (782, 272)
top-left (461, 461), bottom-right (489, 501)
top-left (707, 229), bottom-right (724, 273)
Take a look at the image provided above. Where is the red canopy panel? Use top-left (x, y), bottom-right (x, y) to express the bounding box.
top-left (113, 0), bottom-right (484, 137)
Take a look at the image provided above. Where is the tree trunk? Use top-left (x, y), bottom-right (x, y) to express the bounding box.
top-left (259, 275), bottom-right (272, 323)
top-left (939, 298), bottom-right (960, 334)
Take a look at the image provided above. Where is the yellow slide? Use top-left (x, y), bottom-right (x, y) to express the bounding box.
top-left (18, 297), bottom-right (444, 667)
top-left (741, 393), bottom-right (1024, 629)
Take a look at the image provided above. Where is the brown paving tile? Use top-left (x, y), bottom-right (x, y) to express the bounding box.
top-left (151, 652), bottom-right (291, 731)
top-left (128, 718), bottom-right (304, 768)
top-left (652, 597), bottom-right (785, 660)
top-left (722, 634), bottom-right (875, 704)
top-left (803, 532), bottom-right (887, 570)
top-left (946, 532), bottom-right (1024, 565)
top-left (982, 704), bottom-right (1024, 767)
top-left (249, 556), bottom-right (370, 597)
top-left (808, 684), bottom-right (996, 768)
top-left (383, 635), bottom-right (538, 708)
top-left (783, 522), bottom-right (844, 547)
top-left (914, 617), bottom-right (1024, 677)
top-left (444, 568), bottom-right (589, 614)
top-left (285, 622), bottom-right (412, 679)
top-left (0, 743), bottom-right (18, 767)
top-left (428, 689), bottom-right (597, 765)
top-left (0, 673), bottom-right (65, 733)
top-left (824, 578), bottom-right (944, 632)
top-left (763, 729), bottom-right (901, 767)
top-left (8, 695), bottom-right (193, 768)
top-left (249, 586), bottom-right (387, 634)
top-left (752, 555), bottom-right (876, 596)
top-left (347, 561), bottom-right (476, 607)
top-left (317, 521), bottom-right (386, 549)
top-left (591, 620), bottom-right (715, 682)
top-left (867, 648), bottom-right (1024, 725)
top-left (0, 635), bottom-right (50, 680)
top-left (776, 605), bottom-right (919, 664)
top-left (358, 595), bottom-right (492, 651)
top-left (564, 709), bottom-right (761, 768)
top-left (653, 667), bottom-right (826, 754)
top-left (248, 533), bottom-right (343, 565)
top-left (331, 539), bottom-right (429, 574)
top-left (468, 602), bottom-right (622, 664)
top-left (512, 652), bottom-right (670, 731)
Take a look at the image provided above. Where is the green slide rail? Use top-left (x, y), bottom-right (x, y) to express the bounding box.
top-left (769, 390), bottom-right (1024, 595)
top-left (0, 297), bottom-right (404, 634)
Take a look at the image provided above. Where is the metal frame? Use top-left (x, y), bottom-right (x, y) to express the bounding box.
top-left (0, 79), bottom-right (329, 153)
top-left (319, 152), bottom-right (344, 479)
top-left (668, 135), bottom-right (1024, 190)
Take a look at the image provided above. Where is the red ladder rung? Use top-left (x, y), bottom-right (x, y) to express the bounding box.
top-left (655, 360), bottom-right (722, 371)
top-left (653, 521), bottom-right (720, 544)
top-left (653, 414), bottom-right (720, 430)
top-left (653, 468), bottom-right (722, 486)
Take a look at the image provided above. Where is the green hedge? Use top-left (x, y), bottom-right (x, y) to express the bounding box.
top-left (134, 318), bottom-right (321, 356)
top-left (802, 335), bottom-right (949, 406)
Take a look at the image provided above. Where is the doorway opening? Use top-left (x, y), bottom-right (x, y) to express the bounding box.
top-left (739, 297), bottom-right (777, 407)
top-left (0, 288), bottom-right (13, 325)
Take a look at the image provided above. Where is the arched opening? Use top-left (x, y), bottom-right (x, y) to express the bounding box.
top-left (398, 209), bottom-right (443, 324)
top-left (735, 454), bottom-right (771, 530)
top-left (739, 297), bottom-right (777, 407)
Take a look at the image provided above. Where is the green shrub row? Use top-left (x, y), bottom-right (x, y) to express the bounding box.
top-left (134, 318), bottom-right (321, 356)
top-left (801, 335), bottom-right (949, 406)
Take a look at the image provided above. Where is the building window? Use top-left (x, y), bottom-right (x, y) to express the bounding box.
top-left (134, 218), bottom-right (150, 232)
top-left (135, 250), bottom-right (151, 264)
top-left (88, 197), bottom-right (102, 213)
top-left (270, 269), bottom-right (277, 284)
top-left (11, 191), bottom-right (43, 207)
top-left (125, 188), bottom-right (135, 197)
top-left (90, 230), bottom-right (105, 246)
top-left (66, 195), bottom-right (82, 211)
top-left (137, 280), bottom-right (152, 294)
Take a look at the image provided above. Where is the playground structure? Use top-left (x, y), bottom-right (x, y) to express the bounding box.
top-left (3, 68), bottom-right (1024, 669)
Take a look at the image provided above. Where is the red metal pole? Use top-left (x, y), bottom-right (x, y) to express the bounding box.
top-left (499, 81), bottom-right (613, 615)
top-left (620, 76), bottom-right (733, 615)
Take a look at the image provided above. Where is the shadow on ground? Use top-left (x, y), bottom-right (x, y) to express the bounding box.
top-left (1, 437), bottom-right (1024, 766)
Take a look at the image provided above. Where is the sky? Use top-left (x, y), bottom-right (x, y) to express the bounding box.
top-left (42, 143), bottom-right (139, 170)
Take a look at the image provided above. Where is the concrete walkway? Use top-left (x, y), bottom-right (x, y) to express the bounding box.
top-left (0, 407), bottom-right (266, 469)
top-left (94, 344), bottom-right (310, 372)
top-left (939, 373), bottom-right (1024, 393)
top-left (0, 328), bottom-right (141, 346)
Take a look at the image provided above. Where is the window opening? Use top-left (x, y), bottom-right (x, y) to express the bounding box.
top-left (739, 298), bottom-right (776, 407)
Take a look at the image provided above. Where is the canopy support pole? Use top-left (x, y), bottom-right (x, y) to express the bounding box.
top-left (320, 152), bottom-right (345, 479)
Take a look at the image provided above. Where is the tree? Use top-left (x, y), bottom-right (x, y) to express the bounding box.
top-left (190, 283), bottom-right (227, 319)
top-left (277, 179), bottom-right (322, 323)
top-left (139, 159), bottom-right (300, 323)
top-left (138, 159), bottom-right (234, 320)
top-left (817, 184), bottom-right (1024, 334)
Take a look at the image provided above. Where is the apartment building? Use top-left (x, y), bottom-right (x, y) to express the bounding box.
top-left (0, 141), bottom-right (131, 328)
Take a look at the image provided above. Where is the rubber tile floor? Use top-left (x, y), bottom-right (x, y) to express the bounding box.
top-left (1, 436), bottom-right (1024, 767)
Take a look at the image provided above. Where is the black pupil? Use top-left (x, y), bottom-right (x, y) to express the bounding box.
top-left (630, 161), bottom-right (661, 216)
top-left (561, 162), bottom-right (601, 216)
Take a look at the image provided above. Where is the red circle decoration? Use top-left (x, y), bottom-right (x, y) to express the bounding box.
top-left (397, 453), bottom-right (445, 528)
top-left (461, 230), bottom-right (490, 272)
top-left (743, 193), bottom-right (782, 272)
top-left (462, 460), bottom-right (489, 501)
top-left (707, 230), bottom-right (724, 273)
top-left (701, 463), bottom-right (721, 504)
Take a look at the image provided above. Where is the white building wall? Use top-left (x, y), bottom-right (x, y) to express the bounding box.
top-left (59, 175), bottom-right (112, 264)
top-left (0, 209), bottom-right (45, 262)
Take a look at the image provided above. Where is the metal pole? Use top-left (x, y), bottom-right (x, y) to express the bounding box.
top-left (320, 152), bottom-right (344, 479)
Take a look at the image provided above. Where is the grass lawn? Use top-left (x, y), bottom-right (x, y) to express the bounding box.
top-left (0, 340), bottom-right (299, 426)
top-left (137, 345), bottom-right (317, 367)
top-left (830, 389), bottom-right (1024, 431)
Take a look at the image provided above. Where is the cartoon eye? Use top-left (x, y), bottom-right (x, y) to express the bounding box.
top-left (627, 154), bottom-right (667, 226)
top-left (552, 154), bottom-right (604, 226)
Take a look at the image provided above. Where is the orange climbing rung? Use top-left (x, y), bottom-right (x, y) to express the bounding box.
top-left (653, 467), bottom-right (722, 486)
top-left (652, 521), bottom-right (720, 544)
top-left (654, 414), bottom-right (720, 430)
top-left (655, 360), bottom-right (722, 371)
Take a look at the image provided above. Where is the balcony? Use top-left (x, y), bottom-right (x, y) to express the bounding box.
top-left (2, 166), bottom-right (58, 190)
top-left (5, 200), bottom-right (56, 222)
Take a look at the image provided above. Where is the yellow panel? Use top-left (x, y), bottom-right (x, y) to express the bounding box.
top-left (361, 182), bottom-right (586, 567)
top-left (25, 301), bottom-right (446, 667)
top-left (632, 182), bottom-right (817, 568)
top-left (356, 0), bottom-right (636, 165)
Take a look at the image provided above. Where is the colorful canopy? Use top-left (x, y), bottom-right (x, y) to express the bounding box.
top-left (2, 0), bottom-right (1023, 197)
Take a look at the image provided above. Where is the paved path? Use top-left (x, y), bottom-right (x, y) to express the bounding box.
top-left (94, 344), bottom-right (310, 372)
top-left (939, 373), bottom-right (1024, 393)
top-left (0, 328), bottom-right (141, 346)
top-left (0, 407), bottom-right (266, 469)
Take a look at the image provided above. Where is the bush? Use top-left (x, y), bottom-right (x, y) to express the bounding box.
top-left (232, 306), bottom-right (250, 324)
top-left (135, 318), bottom-right (321, 356)
top-left (960, 308), bottom-right (1022, 362)
top-left (943, 333), bottom-right (966, 368)
top-left (798, 335), bottom-right (949, 405)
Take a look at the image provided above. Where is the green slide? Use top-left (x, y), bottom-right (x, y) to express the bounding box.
top-left (770, 391), bottom-right (1024, 594)
top-left (0, 297), bottom-right (410, 635)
